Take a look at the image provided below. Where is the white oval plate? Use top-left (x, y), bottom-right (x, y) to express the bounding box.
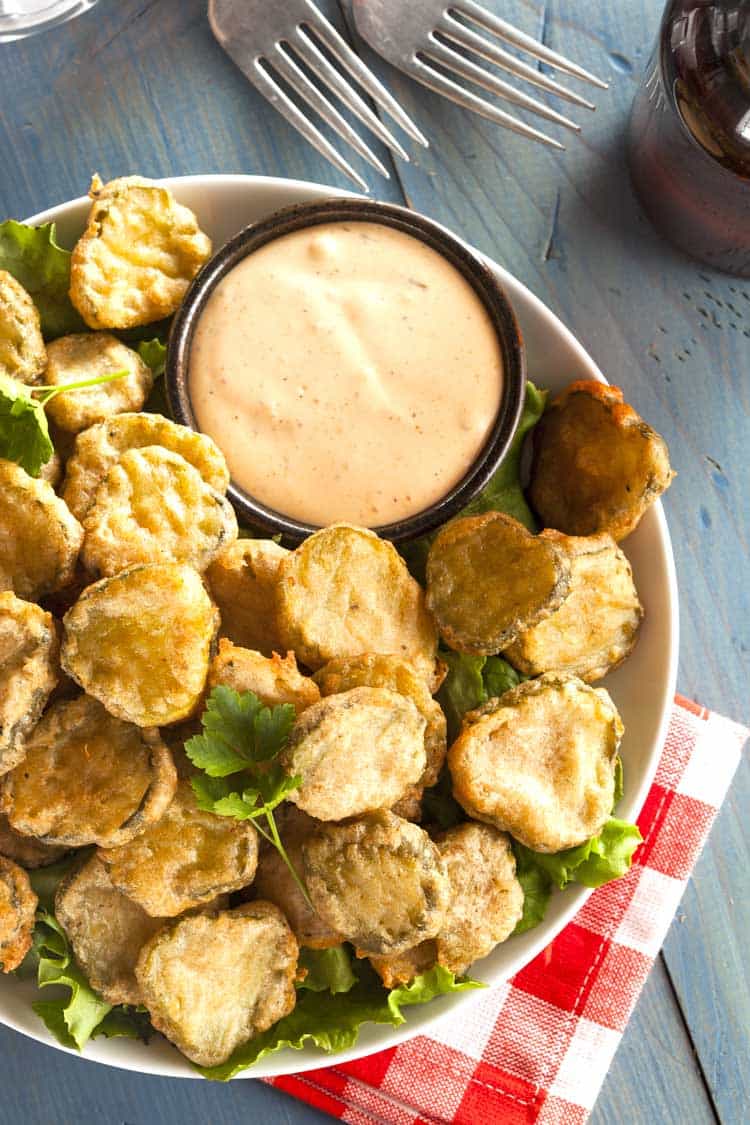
top-left (5, 174), bottom-right (678, 1080)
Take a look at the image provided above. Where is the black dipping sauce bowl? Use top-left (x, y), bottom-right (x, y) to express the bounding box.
top-left (166, 197), bottom-right (526, 545)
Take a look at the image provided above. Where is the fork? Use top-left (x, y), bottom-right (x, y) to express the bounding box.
top-left (209, 0), bottom-right (428, 192)
top-left (352, 0), bottom-right (608, 151)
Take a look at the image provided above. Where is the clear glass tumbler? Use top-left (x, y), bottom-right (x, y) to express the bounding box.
top-left (0, 0), bottom-right (100, 43)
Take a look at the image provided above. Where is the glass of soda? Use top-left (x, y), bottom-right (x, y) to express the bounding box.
top-left (628, 1), bottom-right (750, 276)
top-left (0, 0), bottom-right (100, 43)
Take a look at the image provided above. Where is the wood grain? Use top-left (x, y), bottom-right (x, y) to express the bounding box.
top-left (0, 0), bottom-right (746, 1121)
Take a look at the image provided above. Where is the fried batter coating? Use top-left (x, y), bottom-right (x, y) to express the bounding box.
top-left (426, 512), bottom-right (570, 655)
top-left (253, 807), bottom-right (340, 949)
top-left (208, 639), bottom-right (319, 715)
top-left (449, 674), bottom-right (623, 853)
top-left (99, 781), bottom-right (258, 917)
top-left (529, 381), bottom-right (675, 541)
top-left (206, 538), bottom-right (289, 656)
top-left (56, 855), bottom-right (165, 1005)
top-left (61, 413), bottom-right (230, 522)
top-left (0, 270), bottom-right (46, 384)
top-left (69, 176), bottom-right (212, 330)
top-left (276, 524), bottom-right (438, 684)
top-left (0, 592), bottom-right (59, 776)
top-left (43, 333), bottom-right (153, 434)
top-left (0, 459), bottom-right (83, 601)
top-left (302, 811), bottom-right (449, 956)
top-left (369, 941), bottom-right (438, 989)
top-left (0, 856), bottom-right (37, 972)
top-left (81, 446), bottom-right (237, 577)
top-left (0, 813), bottom-right (67, 869)
top-left (1, 696), bottom-right (176, 848)
top-left (61, 563), bottom-right (218, 727)
top-left (315, 653), bottom-right (447, 790)
top-left (135, 901), bottom-right (298, 1067)
top-left (434, 823), bottom-right (523, 974)
top-left (505, 531), bottom-right (643, 682)
top-left (282, 687), bottom-right (426, 821)
top-left (38, 450), bottom-right (63, 489)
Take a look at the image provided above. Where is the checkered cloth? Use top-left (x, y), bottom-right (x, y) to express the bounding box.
top-left (267, 696), bottom-right (747, 1124)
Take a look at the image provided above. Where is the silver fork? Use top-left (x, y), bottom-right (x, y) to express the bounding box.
top-left (352, 0), bottom-right (608, 150)
top-left (209, 0), bottom-right (428, 191)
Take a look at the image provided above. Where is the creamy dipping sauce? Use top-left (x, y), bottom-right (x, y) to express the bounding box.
top-left (189, 221), bottom-right (504, 526)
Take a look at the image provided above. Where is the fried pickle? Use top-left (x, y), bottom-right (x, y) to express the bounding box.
top-left (69, 176), bottom-right (212, 330)
top-left (0, 813), bottom-right (67, 869)
top-left (43, 333), bottom-right (153, 434)
top-left (0, 270), bottom-right (46, 384)
top-left (0, 592), bottom-right (59, 776)
top-left (206, 538), bottom-right (289, 656)
top-left (208, 640), bottom-right (319, 715)
top-left (528, 381), bottom-right (674, 541)
top-left (0, 856), bottom-right (37, 972)
top-left (61, 563), bottom-right (218, 727)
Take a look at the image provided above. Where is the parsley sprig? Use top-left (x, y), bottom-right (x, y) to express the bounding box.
top-left (185, 686), bottom-right (312, 908)
top-left (0, 369), bottom-right (128, 476)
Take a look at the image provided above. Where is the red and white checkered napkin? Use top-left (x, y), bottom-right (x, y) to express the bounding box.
top-left (267, 696), bottom-right (747, 1124)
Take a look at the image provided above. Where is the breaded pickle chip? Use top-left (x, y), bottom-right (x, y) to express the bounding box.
top-left (0, 460), bottom-right (83, 600)
top-left (56, 855), bottom-right (165, 1005)
top-left (0, 270), bottom-right (46, 384)
top-left (0, 813), bottom-right (67, 869)
top-left (61, 413), bottom-right (230, 522)
top-left (209, 640), bottom-right (319, 715)
top-left (0, 856), bottom-right (37, 972)
top-left (302, 811), bottom-right (449, 956)
top-left (253, 807), bottom-right (341, 950)
top-left (369, 941), bottom-right (438, 989)
top-left (315, 654), bottom-right (447, 790)
top-left (529, 381), bottom-right (675, 541)
top-left (1, 696), bottom-right (177, 848)
top-left (61, 563), bottom-right (218, 727)
top-left (69, 176), bottom-right (212, 330)
top-left (282, 687), bottom-right (426, 821)
top-left (276, 525), bottom-right (439, 684)
top-left (426, 512), bottom-right (570, 655)
top-left (505, 531), bottom-right (643, 682)
top-left (38, 450), bottom-right (63, 489)
top-left (449, 674), bottom-right (623, 853)
top-left (81, 446), bottom-right (237, 577)
top-left (44, 333), bottom-right (153, 434)
top-left (99, 781), bottom-right (258, 917)
top-left (435, 823), bottom-right (523, 975)
top-left (136, 901), bottom-right (298, 1067)
top-left (206, 538), bottom-right (289, 656)
top-left (0, 592), bottom-right (59, 775)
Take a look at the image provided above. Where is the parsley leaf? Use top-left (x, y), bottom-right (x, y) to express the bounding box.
top-left (137, 338), bottom-right (167, 379)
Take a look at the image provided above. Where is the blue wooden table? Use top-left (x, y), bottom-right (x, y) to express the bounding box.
top-left (1, 1), bottom-right (747, 1122)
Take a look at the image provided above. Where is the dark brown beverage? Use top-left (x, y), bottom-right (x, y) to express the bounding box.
top-left (628, 1), bottom-right (750, 275)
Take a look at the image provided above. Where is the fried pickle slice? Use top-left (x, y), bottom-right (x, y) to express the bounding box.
top-left (0, 270), bottom-right (46, 384)
top-left (302, 811), bottom-right (449, 956)
top-left (253, 807), bottom-right (340, 950)
top-left (81, 446), bottom-right (237, 577)
top-left (368, 941), bottom-right (438, 989)
top-left (61, 413), bottom-right (230, 522)
top-left (426, 511), bottom-right (570, 655)
top-left (0, 592), bottom-right (59, 776)
top-left (0, 460), bottom-right (83, 601)
top-left (0, 813), bottom-right (67, 869)
top-left (315, 653), bottom-right (447, 791)
top-left (504, 531), bottom-right (643, 682)
top-left (61, 563), bottom-right (218, 727)
top-left (276, 524), bottom-right (438, 684)
top-left (434, 823), bottom-right (523, 974)
top-left (1, 696), bottom-right (176, 848)
top-left (69, 176), bottom-right (212, 330)
top-left (135, 901), bottom-right (298, 1067)
top-left (208, 639), bottom-right (319, 715)
top-left (99, 781), bottom-right (258, 917)
top-left (449, 674), bottom-right (623, 853)
top-left (282, 687), bottom-right (426, 821)
top-left (0, 856), bottom-right (37, 972)
top-left (528, 381), bottom-right (675, 541)
top-left (206, 538), bottom-right (289, 656)
top-left (44, 333), bottom-right (153, 434)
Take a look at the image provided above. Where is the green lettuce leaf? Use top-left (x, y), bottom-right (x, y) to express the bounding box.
top-left (297, 946), bottom-right (357, 995)
top-left (421, 766), bottom-right (464, 829)
top-left (137, 338), bottom-right (167, 379)
top-left (436, 650), bottom-right (522, 742)
top-left (482, 655), bottom-right (522, 700)
top-left (197, 962), bottom-right (482, 1081)
top-left (93, 1006), bottom-right (153, 1043)
top-left (0, 220), bottom-right (85, 338)
top-left (511, 847), bottom-right (554, 935)
top-left (513, 818), bottom-right (642, 898)
top-left (32, 912), bottom-right (112, 1050)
